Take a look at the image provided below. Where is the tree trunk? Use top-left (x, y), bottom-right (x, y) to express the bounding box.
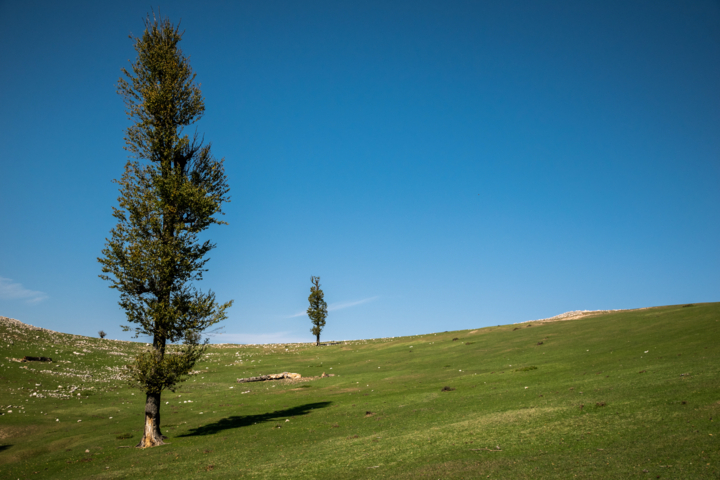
top-left (316, 333), bottom-right (320, 346)
top-left (137, 392), bottom-right (165, 448)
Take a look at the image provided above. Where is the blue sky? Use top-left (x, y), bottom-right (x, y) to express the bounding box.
top-left (1, 1), bottom-right (718, 344)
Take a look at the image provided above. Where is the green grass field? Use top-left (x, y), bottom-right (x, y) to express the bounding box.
top-left (1, 303), bottom-right (719, 479)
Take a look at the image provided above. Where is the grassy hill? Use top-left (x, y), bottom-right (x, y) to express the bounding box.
top-left (1, 303), bottom-right (719, 479)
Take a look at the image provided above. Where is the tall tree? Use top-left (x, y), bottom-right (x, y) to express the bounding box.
top-left (307, 276), bottom-right (328, 346)
top-left (99, 15), bottom-right (232, 448)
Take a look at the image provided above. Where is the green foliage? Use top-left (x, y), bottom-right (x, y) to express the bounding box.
top-left (98, 14), bottom-right (232, 395)
top-left (126, 340), bottom-right (206, 395)
top-left (307, 276), bottom-right (328, 343)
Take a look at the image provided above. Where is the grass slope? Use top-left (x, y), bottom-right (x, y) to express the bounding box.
top-left (1, 303), bottom-right (719, 479)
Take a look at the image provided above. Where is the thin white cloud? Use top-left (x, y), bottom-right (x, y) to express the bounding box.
top-left (0, 276), bottom-right (48, 304)
top-left (286, 296), bottom-right (379, 318)
top-left (328, 296), bottom-right (380, 312)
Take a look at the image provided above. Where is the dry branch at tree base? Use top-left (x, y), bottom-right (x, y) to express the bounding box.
top-left (236, 372), bottom-right (302, 383)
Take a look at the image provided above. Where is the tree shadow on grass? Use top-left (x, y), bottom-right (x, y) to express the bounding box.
top-left (0, 445), bottom-right (12, 452)
top-left (178, 402), bottom-right (332, 437)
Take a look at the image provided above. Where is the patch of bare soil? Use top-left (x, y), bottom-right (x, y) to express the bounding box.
top-left (515, 309), bottom-right (626, 325)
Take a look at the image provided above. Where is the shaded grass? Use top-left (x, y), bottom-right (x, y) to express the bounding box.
top-left (180, 402), bottom-right (332, 436)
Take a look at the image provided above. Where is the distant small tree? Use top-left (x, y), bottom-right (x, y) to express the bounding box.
top-left (98, 330), bottom-right (107, 339)
top-left (307, 276), bottom-right (328, 346)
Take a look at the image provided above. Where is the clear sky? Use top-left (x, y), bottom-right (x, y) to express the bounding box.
top-left (1, 1), bottom-right (718, 344)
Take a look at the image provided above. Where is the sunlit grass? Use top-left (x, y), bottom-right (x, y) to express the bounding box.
top-left (0, 303), bottom-right (718, 478)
